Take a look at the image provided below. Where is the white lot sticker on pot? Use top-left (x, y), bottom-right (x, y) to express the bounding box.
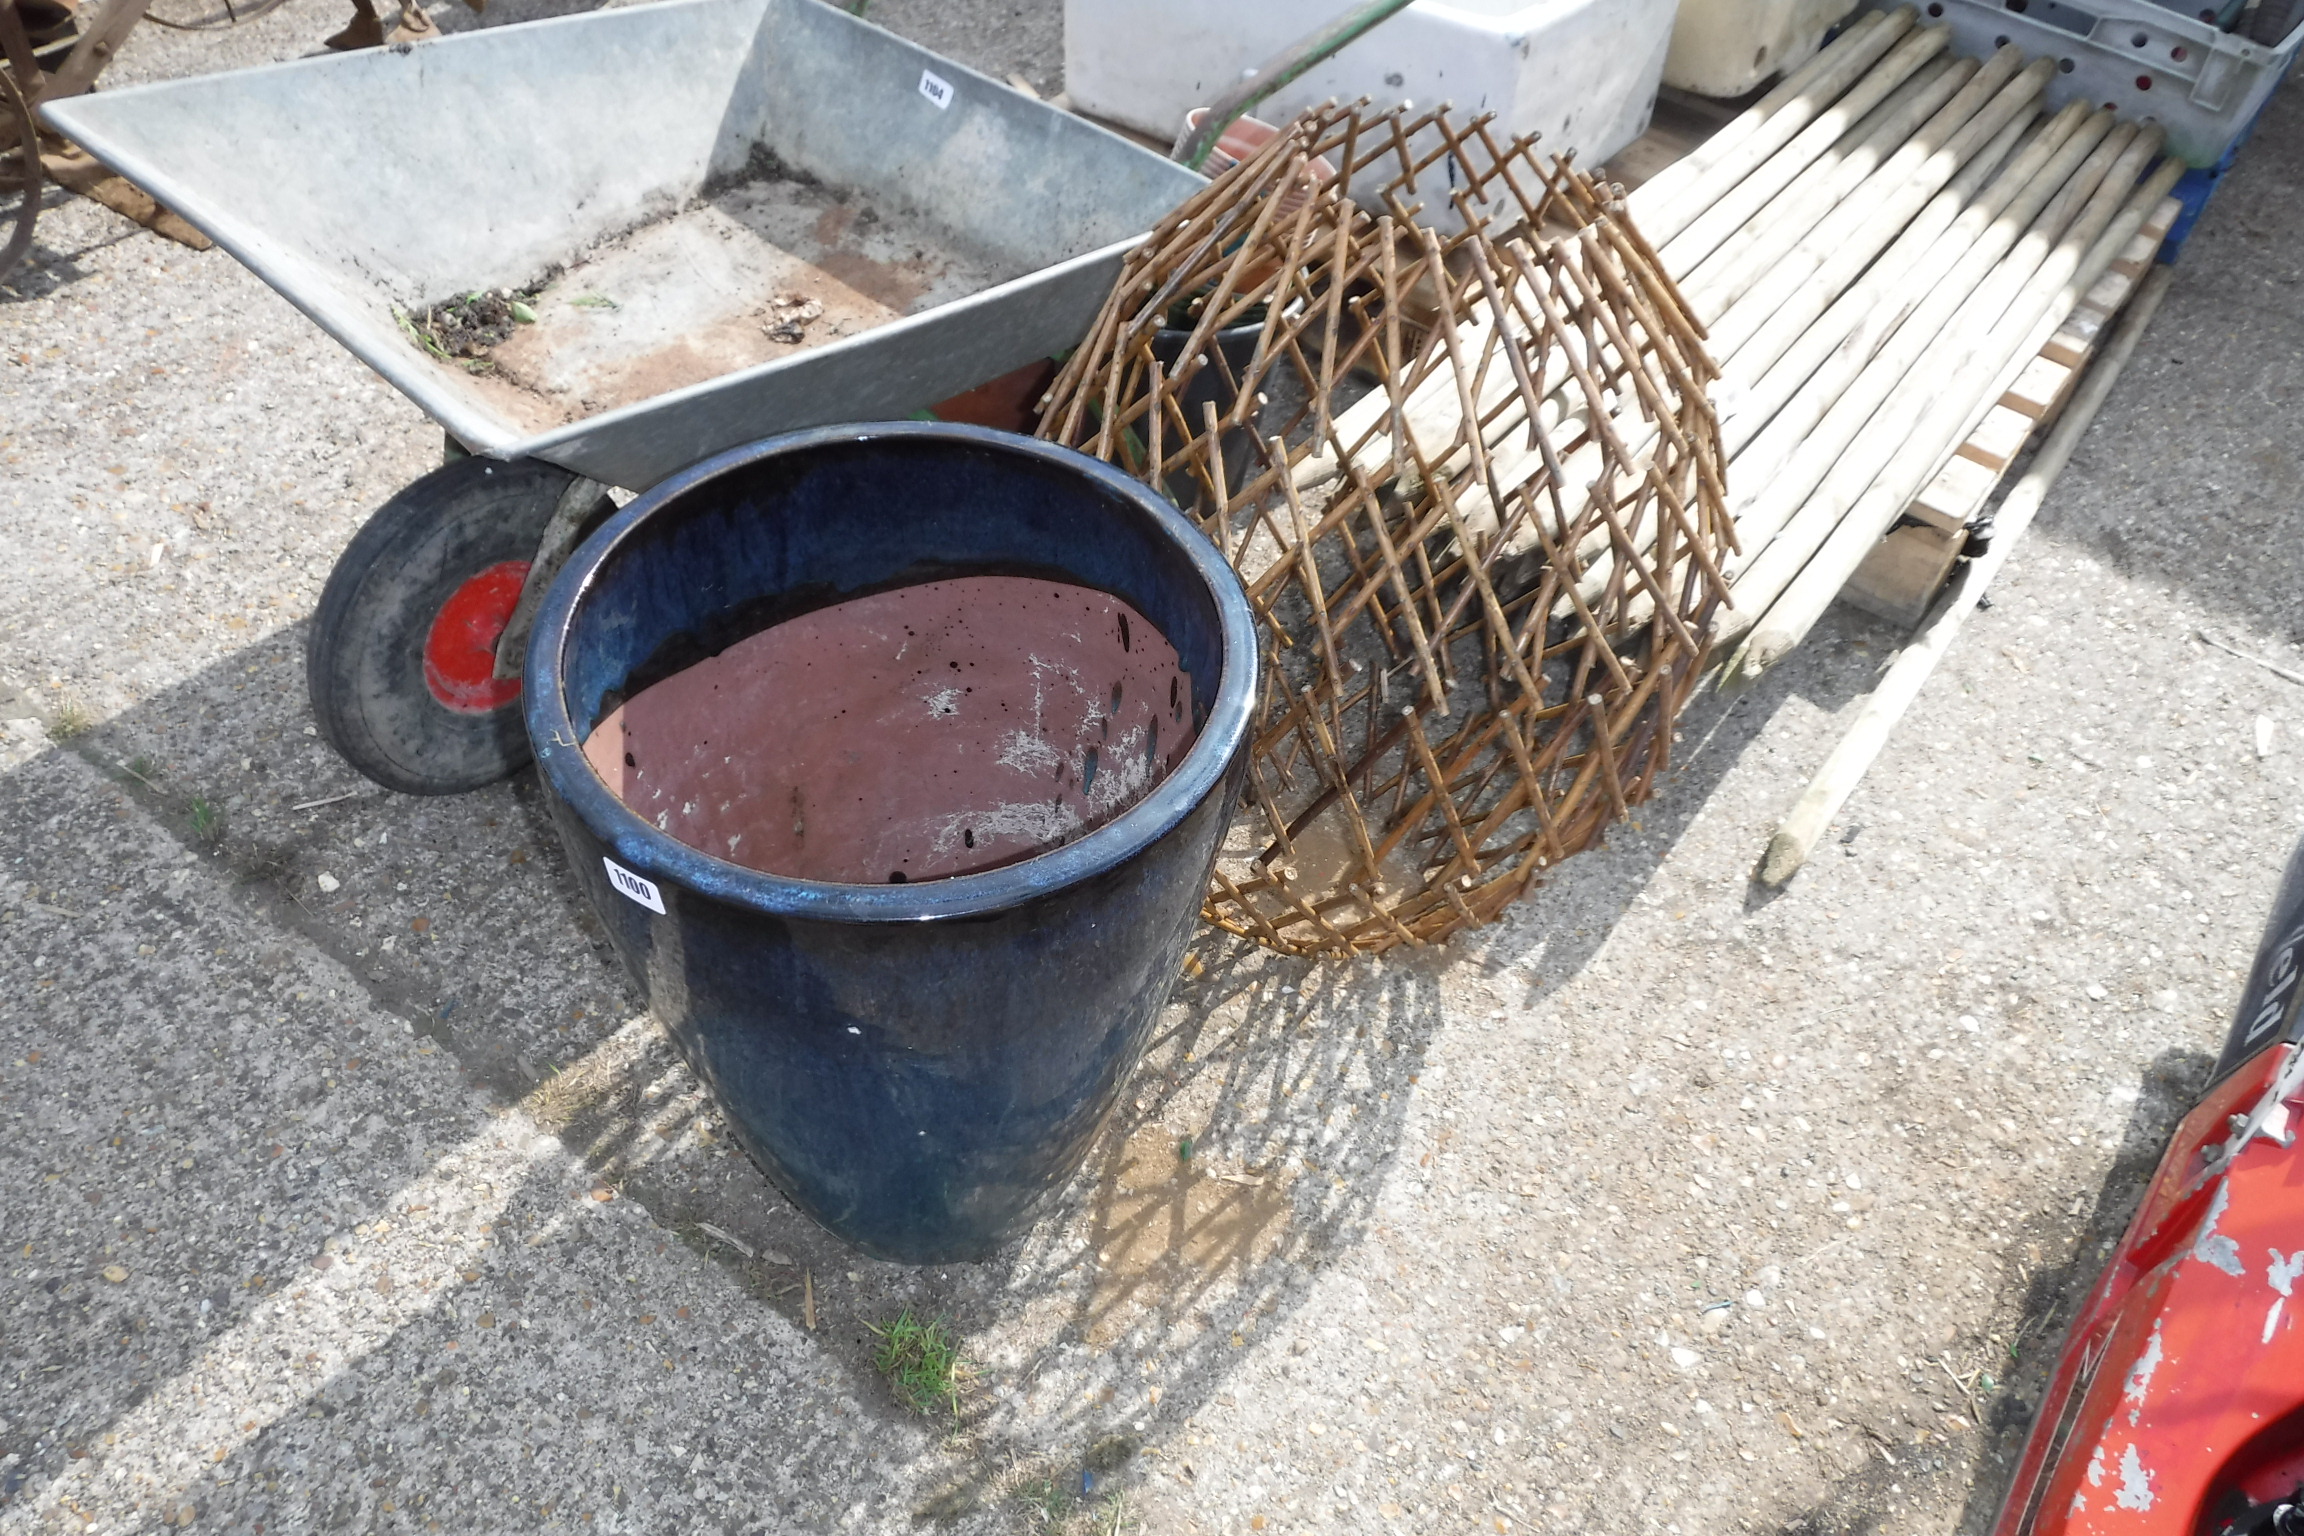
top-left (604, 857), bottom-right (667, 914)
top-left (919, 69), bottom-right (954, 109)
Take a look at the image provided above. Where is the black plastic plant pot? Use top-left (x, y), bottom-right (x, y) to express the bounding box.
top-left (522, 423), bottom-right (1256, 1264)
top-left (1151, 320), bottom-right (1265, 512)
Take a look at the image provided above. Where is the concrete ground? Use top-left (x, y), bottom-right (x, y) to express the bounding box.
top-left (4, 5), bottom-right (2302, 1533)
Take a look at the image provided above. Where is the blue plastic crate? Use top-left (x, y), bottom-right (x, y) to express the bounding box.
top-left (2160, 46), bottom-right (2295, 258)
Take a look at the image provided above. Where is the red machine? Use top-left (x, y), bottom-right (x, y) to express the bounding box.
top-left (1996, 841), bottom-right (2304, 1536)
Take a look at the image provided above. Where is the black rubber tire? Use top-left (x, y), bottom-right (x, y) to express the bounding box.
top-left (307, 456), bottom-right (602, 795)
top-left (2211, 831), bottom-right (2304, 1082)
top-left (2249, 0), bottom-right (2303, 44)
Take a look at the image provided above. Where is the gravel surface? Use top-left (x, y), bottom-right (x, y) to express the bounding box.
top-left (3, 5), bottom-right (2301, 1533)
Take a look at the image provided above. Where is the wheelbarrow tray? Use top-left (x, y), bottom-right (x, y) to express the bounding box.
top-left (42, 0), bottom-right (1203, 489)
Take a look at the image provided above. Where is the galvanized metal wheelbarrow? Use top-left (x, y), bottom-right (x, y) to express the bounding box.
top-left (45, 0), bottom-right (1202, 792)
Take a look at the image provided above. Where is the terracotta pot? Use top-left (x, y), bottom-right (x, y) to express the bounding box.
top-left (1174, 108), bottom-right (1339, 186)
top-left (522, 423), bottom-right (1256, 1262)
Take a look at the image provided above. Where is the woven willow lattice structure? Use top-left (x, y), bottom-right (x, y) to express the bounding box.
top-left (1040, 106), bottom-right (1730, 956)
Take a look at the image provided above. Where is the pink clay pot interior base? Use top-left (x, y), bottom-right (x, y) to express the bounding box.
top-left (581, 575), bottom-right (1196, 884)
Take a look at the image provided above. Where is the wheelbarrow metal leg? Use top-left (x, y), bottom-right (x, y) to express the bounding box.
top-left (492, 474), bottom-right (610, 681)
top-left (0, 62), bottom-right (37, 283)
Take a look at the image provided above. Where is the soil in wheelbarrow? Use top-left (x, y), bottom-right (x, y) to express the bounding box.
top-left (579, 575), bottom-right (1198, 884)
top-left (402, 287), bottom-right (543, 362)
top-left (423, 151), bottom-right (1028, 431)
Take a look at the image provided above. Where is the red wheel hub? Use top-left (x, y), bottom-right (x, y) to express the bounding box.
top-left (423, 560), bottom-right (529, 714)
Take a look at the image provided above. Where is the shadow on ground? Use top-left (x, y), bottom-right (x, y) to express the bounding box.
top-left (1760, 1045), bottom-right (2215, 1536)
top-left (0, 186), bottom-right (146, 306)
top-left (2026, 80), bottom-right (2304, 651)
top-left (0, 585), bottom-right (1865, 1519)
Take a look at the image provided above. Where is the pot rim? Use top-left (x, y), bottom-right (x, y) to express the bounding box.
top-left (523, 421), bottom-right (1258, 924)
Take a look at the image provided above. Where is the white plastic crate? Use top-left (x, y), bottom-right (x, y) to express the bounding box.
top-left (1872, 0), bottom-right (2302, 165)
top-left (1062, 0), bottom-right (1676, 172)
top-left (1664, 0), bottom-right (1862, 96)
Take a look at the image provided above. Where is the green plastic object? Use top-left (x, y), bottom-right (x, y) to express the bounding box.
top-left (1174, 0), bottom-right (1418, 170)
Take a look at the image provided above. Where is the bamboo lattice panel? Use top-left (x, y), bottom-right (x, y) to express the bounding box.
top-left (1040, 106), bottom-right (1730, 956)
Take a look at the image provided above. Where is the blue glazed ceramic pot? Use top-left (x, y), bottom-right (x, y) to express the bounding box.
top-left (523, 423), bottom-right (1255, 1262)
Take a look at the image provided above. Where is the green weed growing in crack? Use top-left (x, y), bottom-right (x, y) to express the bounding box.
top-left (187, 798), bottom-right (224, 844)
top-left (1015, 1474), bottom-right (1074, 1529)
top-left (867, 1309), bottom-right (967, 1421)
top-left (51, 699), bottom-right (91, 739)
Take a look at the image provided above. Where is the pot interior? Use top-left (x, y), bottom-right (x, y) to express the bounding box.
top-left (554, 432), bottom-right (1231, 881)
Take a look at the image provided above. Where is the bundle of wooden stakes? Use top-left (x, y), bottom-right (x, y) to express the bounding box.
top-left (1039, 106), bottom-right (1729, 956)
top-left (1616, 5), bottom-right (2184, 682)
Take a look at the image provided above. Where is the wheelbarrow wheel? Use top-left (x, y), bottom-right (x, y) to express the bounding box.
top-left (308, 456), bottom-right (610, 795)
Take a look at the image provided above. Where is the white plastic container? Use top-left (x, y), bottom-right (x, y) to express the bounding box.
top-left (1062, 0), bottom-right (1677, 172)
top-left (1663, 0), bottom-right (1859, 96)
